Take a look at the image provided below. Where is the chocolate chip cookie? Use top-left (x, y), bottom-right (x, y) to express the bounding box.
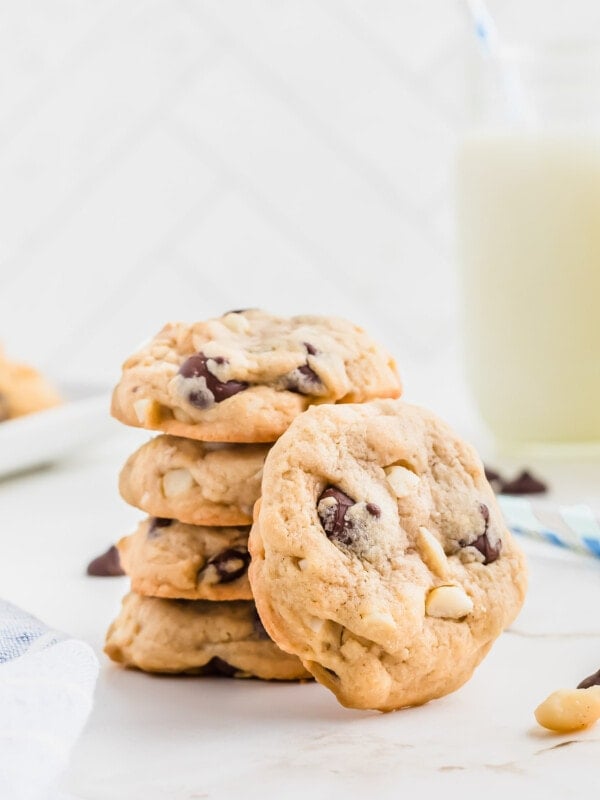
top-left (118, 517), bottom-right (252, 601)
top-left (105, 592), bottom-right (310, 680)
top-left (249, 400), bottom-right (527, 711)
top-left (111, 310), bottom-right (401, 442)
top-left (119, 435), bottom-right (268, 526)
top-left (0, 347), bottom-right (62, 421)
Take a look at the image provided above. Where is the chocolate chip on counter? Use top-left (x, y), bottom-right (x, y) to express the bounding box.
top-left (317, 486), bottom-right (356, 546)
top-left (147, 517), bottom-right (173, 537)
top-left (178, 353), bottom-right (248, 408)
top-left (86, 545), bottom-right (124, 577)
top-left (577, 668), bottom-right (600, 689)
top-left (484, 465), bottom-right (504, 493)
top-left (501, 469), bottom-right (547, 495)
top-left (223, 308), bottom-right (250, 315)
top-left (460, 502), bottom-right (501, 565)
top-left (484, 465), bottom-right (501, 483)
top-left (204, 657), bottom-right (239, 677)
top-left (366, 503), bottom-right (381, 517)
top-left (252, 609), bottom-right (271, 640)
top-left (203, 548), bottom-right (250, 584)
top-left (285, 363), bottom-right (323, 395)
top-left (304, 342), bottom-right (318, 355)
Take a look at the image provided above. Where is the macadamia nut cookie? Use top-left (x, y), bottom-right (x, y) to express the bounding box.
top-left (119, 435), bottom-right (268, 526)
top-left (111, 310), bottom-right (401, 442)
top-left (118, 517), bottom-right (252, 601)
top-left (249, 400), bottom-right (527, 711)
top-left (105, 593), bottom-right (310, 680)
top-left (0, 347), bottom-right (62, 420)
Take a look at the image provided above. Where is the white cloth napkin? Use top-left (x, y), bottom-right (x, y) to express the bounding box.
top-left (0, 600), bottom-right (98, 800)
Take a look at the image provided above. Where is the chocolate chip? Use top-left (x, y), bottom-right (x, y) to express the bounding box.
top-left (179, 353), bottom-right (248, 408)
top-left (484, 465), bottom-right (504, 493)
top-left (147, 517), bottom-right (173, 538)
top-left (304, 342), bottom-right (318, 355)
top-left (203, 548), bottom-right (250, 584)
top-left (204, 657), bottom-right (238, 677)
top-left (480, 502), bottom-right (490, 523)
top-left (366, 503), bottom-right (381, 517)
top-left (471, 532), bottom-right (502, 564)
top-left (460, 502), bottom-right (501, 565)
top-left (317, 486), bottom-right (356, 546)
top-left (501, 470), bottom-right (548, 495)
top-left (577, 668), bottom-right (600, 689)
top-left (252, 609), bottom-right (270, 640)
top-left (484, 466), bottom-right (501, 483)
top-left (86, 545), bottom-right (124, 577)
top-left (286, 364), bottom-right (323, 395)
top-left (224, 308), bottom-right (249, 315)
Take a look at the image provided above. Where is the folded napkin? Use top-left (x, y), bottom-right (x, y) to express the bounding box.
top-left (0, 601), bottom-right (98, 800)
top-left (500, 495), bottom-right (600, 558)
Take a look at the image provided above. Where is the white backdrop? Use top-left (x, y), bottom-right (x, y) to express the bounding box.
top-left (0, 1), bottom-right (476, 429)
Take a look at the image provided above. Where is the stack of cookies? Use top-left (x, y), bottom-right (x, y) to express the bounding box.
top-left (104, 310), bottom-right (402, 681)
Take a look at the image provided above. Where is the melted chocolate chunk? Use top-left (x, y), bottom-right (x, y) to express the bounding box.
top-left (203, 548), bottom-right (250, 584)
top-left (317, 486), bottom-right (356, 546)
top-left (501, 469), bottom-right (547, 495)
top-left (252, 609), bottom-right (270, 640)
top-left (204, 657), bottom-right (238, 677)
top-left (147, 517), bottom-right (173, 538)
top-left (460, 502), bottom-right (501, 565)
top-left (86, 545), bottom-right (124, 576)
top-left (179, 353), bottom-right (248, 408)
top-left (304, 342), bottom-right (318, 355)
top-left (577, 668), bottom-right (600, 689)
top-left (366, 503), bottom-right (381, 517)
top-left (471, 532), bottom-right (502, 564)
top-left (285, 363), bottom-right (323, 395)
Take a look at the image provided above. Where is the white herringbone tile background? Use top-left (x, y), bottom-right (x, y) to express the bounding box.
top-left (0, 1), bottom-right (478, 429)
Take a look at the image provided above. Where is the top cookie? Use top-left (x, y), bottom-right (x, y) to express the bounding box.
top-left (111, 310), bottom-right (401, 442)
top-left (249, 400), bottom-right (527, 711)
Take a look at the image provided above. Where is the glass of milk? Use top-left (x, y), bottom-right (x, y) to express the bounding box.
top-left (457, 43), bottom-right (600, 453)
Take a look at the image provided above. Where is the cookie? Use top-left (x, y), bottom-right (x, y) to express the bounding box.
top-left (105, 593), bottom-right (310, 680)
top-left (111, 310), bottom-right (401, 442)
top-left (249, 400), bottom-right (527, 711)
top-left (117, 517), bottom-right (252, 601)
top-left (119, 435), bottom-right (268, 526)
top-left (0, 347), bottom-right (62, 420)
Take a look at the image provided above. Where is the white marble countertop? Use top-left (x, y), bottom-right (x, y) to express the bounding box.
top-left (1, 427), bottom-right (599, 800)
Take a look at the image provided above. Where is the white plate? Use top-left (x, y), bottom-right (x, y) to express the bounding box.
top-left (0, 384), bottom-right (113, 478)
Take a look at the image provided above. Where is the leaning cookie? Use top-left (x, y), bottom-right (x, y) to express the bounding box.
top-left (105, 593), bottom-right (310, 681)
top-left (249, 400), bottom-right (527, 711)
top-left (119, 435), bottom-right (268, 526)
top-left (111, 310), bottom-right (401, 442)
top-left (0, 347), bottom-right (62, 421)
top-left (117, 517), bottom-right (252, 601)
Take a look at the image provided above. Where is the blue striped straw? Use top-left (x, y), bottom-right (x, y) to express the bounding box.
top-left (499, 495), bottom-right (600, 559)
top-left (465, 0), bottom-right (534, 124)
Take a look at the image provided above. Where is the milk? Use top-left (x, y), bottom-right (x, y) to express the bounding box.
top-left (457, 133), bottom-right (600, 446)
